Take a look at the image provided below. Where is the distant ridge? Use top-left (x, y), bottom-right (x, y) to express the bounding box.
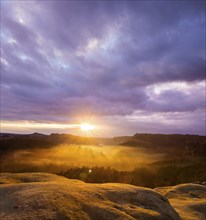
top-left (0, 132), bottom-right (46, 138)
top-left (30, 132), bottom-right (46, 137)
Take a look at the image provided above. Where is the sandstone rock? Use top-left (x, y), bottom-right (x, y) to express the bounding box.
top-left (0, 173), bottom-right (180, 220)
top-left (155, 183), bottom-right (206, 220)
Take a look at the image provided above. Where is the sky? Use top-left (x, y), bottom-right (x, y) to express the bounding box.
top-left (1, 0), bottom-right (205, 137)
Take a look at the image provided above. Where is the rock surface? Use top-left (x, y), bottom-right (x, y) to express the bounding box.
top-left (155, 183), bottom-right (206, 220)
top-left (0, 173), bottom-right (204, 220)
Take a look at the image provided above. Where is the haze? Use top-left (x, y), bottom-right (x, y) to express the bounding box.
top-left (1, 144), bottom-right (164, 172)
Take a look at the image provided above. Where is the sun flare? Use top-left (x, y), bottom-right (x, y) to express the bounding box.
top-left (80, 123), bottom-right (95, 132)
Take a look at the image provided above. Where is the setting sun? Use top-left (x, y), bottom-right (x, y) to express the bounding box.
top-left (80, 123), bottom-right (95, 132)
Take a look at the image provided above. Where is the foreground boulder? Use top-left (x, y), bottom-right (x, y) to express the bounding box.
top-left (0, 173), bottom-right (180, 220)
top-left (156, 183), bottom-right (206, 220)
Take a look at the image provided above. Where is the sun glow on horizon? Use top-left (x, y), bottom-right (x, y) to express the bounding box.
top-left (1, 119), bottom-right (110, 136)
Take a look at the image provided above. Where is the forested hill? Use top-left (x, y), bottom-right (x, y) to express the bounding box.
top-left (0, 132), bottom-right (205, 156)
top-left (0, 132), bottom-right (114, 152)
top-left (115, 133), bottom-right (206, 157)
top-left (115, 133), bottom-right (205, 147)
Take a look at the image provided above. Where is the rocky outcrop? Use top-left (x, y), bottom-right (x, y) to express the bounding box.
top-left (1, 173), bottom-right (206, 220)
top-left (0, 173), bottom-right (181, 220)
top-left (155, 183), bottom-right (206, 220)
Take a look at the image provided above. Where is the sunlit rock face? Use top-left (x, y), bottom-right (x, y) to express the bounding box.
top-left (0, 173), bottom-right (180, 220)
top-left (156, 183), bottom-right (206, 220)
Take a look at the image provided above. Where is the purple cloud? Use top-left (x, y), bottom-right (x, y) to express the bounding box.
top-left (1, 0), bottom-right (205, 135)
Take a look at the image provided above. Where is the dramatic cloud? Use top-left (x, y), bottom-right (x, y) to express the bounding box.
top-left (1, 1), bottom-right (205, 136)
